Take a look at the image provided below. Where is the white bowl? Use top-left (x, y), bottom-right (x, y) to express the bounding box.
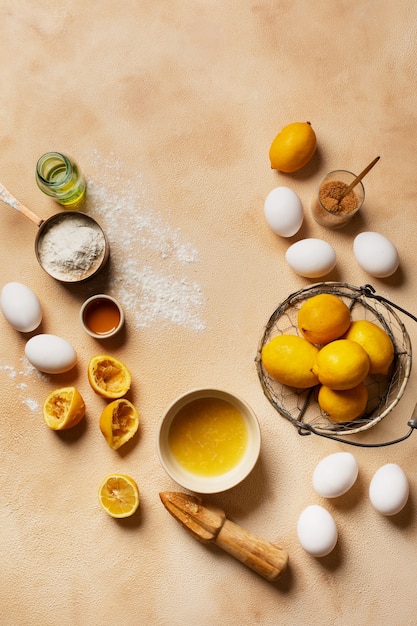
top-left (157, 388), bottom-right (261, 494)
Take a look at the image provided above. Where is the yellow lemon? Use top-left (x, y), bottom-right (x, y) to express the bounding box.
top-left (312, 339), bottom-right (370, 390)
top-left (318, 383), bottom-right (368, 423)
top-left (298, 294), bottom-right (351, 345)
top-left (88, 354), bottom-right (131, 399)
top-left (269, 121), bottom-right (317, 172)
top-left (261, 334), bottom-right (319, 388)
top-left (343, 320), bottom-right (394, 375)
top-left (42, 386), bottom-right (86, 430)
top-left (98, 474), bottom-right (140, 518)
top-left (99, 398), bottom-right (140, 450)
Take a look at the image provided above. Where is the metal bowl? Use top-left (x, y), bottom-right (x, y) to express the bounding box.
top-left (35, 211), bottom-right (109, 284)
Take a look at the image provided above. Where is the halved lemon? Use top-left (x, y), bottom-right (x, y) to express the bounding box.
top-left (98, 474), bottom-right (140, 518)
top-left (99, 399), bottom-right (140, 450)
top-left (42, 386), bottom-right (86, 430)
top-left (87, 355), bottom-right (131, 399)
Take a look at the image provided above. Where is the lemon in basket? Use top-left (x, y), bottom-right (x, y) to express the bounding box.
top-left (313, 339), bottom-right (370, 390)
top-left (343, 320), bottom-right (394, 375)
top-left (298, 293), bottom-right (351, 345)
top-left (318, 383), bottom-right (368, 423)
top-left (261, 334), bottom-right (319, 388)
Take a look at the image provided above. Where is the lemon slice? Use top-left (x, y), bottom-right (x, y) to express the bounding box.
top-left (98, 474), bottom-right (140, 518)
top-left (99, 399), bottom-right (140, 449)
top-left (87, 354), bottom-right (131, 399)
top-left (42, 386), bottom-right (86, 430)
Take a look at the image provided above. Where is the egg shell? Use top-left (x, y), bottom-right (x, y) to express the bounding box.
top-left (313, 452), bottom-right (358, 498)
top-left (0, 282), bottom-right (42, 332)
top-left (25, 334), bottom-right (77, 374)
top-left (353, 232), bottom-right (399, 278)
top-left (297, 504), bottom-right (338, 557)
top-left (285, 238), bottom-right (336, 278)
top-left (264, 186), bottom-right (304, 237)
top-left (369, 463), bottom-right (409, 516)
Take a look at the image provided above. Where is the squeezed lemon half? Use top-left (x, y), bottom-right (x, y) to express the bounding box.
top-left (42, 386), bottom-right (86, 430)
top-left (88, 354), bottom-right (131, 399)
top-left (99, 398), bottom-right (140, 450)
top-left (98, 474), bottom-right (140, 518)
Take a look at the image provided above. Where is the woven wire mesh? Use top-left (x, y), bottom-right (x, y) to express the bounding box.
top-left (256, 283), bottom-right (412, 436)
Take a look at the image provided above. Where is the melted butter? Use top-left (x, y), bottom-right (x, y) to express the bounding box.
top-left (168, 397), bottom-right (248, 477)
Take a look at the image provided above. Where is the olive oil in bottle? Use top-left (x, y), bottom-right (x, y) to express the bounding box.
top-left (36, 152), bottom-right (86, 207)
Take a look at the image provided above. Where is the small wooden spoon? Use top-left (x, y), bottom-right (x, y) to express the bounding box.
top-left (337, 156), bottom-right (380, 203)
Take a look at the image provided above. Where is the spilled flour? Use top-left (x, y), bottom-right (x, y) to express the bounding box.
top-left (0, 360), bottom-right (49, 413)
top-left (85, 150), bottom-right (206, 331)
top-left (0, 151), bottom-right (206, 411)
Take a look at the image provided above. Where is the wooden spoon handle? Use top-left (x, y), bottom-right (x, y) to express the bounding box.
top-left (0, 182), bottom-right (43, 226)
top-left (215, 519), bottom-right (289, 582)
top-left (338, 156), bottom-right (380, 202)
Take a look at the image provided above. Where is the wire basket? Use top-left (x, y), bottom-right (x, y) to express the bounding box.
top-left (256, 283), bottom-right (412, 440)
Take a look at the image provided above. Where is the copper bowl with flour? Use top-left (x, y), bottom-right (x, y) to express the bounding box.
top-left (0, 181), bottom-right (109, 284)
top-left (35, 212), bottom-right (109, 283)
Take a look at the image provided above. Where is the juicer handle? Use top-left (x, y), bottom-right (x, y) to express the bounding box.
top-left (215, 518), bottom-right (289, 582)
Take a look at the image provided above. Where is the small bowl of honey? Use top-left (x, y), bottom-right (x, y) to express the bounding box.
top-left (157, 388), bottom-right (261, 494)
top-left (80, 294), bottom-right (124, 339)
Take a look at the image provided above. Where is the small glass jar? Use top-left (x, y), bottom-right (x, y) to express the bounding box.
top-left (36, 152), bottom-right (86, 207)
top-left (312, 170), bottom-right (364, 229)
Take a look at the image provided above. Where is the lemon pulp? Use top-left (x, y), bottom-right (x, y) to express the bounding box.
top-left (168, 397), bottom-right (248, 477)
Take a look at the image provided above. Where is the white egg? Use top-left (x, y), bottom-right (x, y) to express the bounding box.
top-left (285, 238), bottom-right (336, 278)
top-left (297, 505), bottom-right (338, 557)
top-left (313, 452), bottom-right (358, 498)
top-left (1, 282), bottom-right (42, 332)
top-left (369, 463), bottom-right (409, 516)
top-left (353, 232), bottom-right (399, 278)
top-left (25, 334), bottom-right (77, 374)
top-left (264, 186), bottom-right (304, 237)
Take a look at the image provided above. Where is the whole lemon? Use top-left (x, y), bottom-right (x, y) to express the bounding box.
top-left (298, 294), bottom-right (351, 345)
top-left (312, 339), bottom-right (370, 390)
top-left (261, 334), bottom-right (319, 388)
top-left (318, 383), bottom-right (368, 423)
top-left (343, 320), bottom-right (394, 375)
top-left (269, 121), bottom-right (317, 172)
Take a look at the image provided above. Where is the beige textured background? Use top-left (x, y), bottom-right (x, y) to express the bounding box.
top-left (1, 2), bottom-right (417, 624)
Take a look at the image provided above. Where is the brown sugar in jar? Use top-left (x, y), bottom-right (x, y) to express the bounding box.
top-left (312, 170), bottom-right (364, 229)
top-left (319, 180), bottom-right (358, 215)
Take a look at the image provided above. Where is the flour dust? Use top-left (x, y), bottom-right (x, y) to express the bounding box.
top-left (0, 360), bottom-right (49, 413)
top-left (84, 150), bottom-right (206, 332)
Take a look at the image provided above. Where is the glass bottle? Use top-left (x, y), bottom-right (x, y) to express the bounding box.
top-left (36, 152), bottom-right (86, 207)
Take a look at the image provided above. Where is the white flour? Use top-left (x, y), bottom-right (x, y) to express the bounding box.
top-left (84, 150), bottom-right (206, 331)
top-left (0, 359), bottom-right (49, 413)
top-left (37, 215), bottom-right (106, 281)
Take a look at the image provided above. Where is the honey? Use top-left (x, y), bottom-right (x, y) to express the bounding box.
top-left (83, 297), bottom-right (121, 336)
top-left (168, 397), bottom-right (248, 477)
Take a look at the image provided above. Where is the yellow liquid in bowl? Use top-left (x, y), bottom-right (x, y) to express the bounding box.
top-left (168, 397), bottom-right (248, 477)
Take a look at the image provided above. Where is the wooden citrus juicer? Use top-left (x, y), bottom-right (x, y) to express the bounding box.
top-left (160, 491), bottom-right (289, 582)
